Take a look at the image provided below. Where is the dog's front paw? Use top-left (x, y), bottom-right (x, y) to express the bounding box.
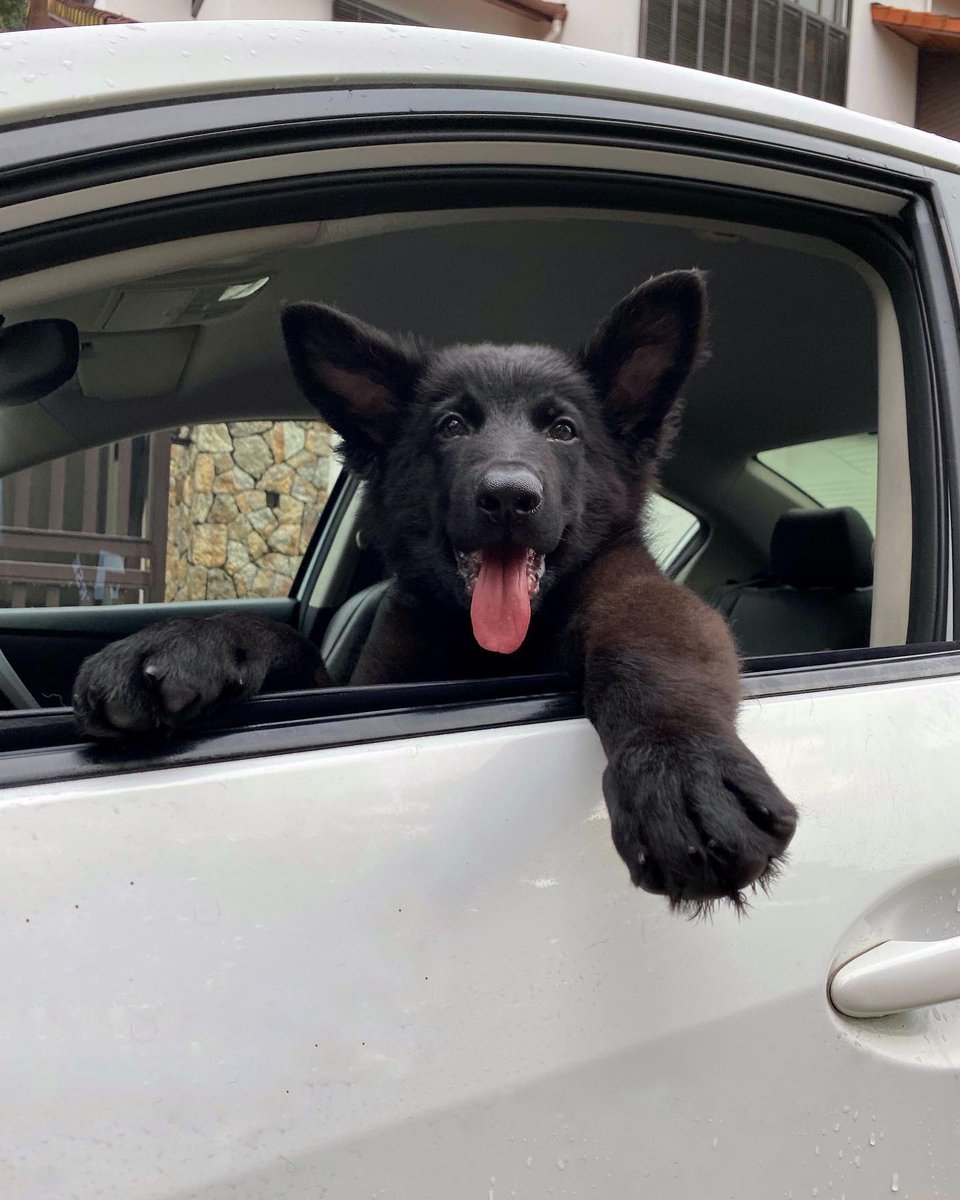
top-left (603, 732), bottom-right (797, 912)
top-left (72, 618), bottom-right (252, 740)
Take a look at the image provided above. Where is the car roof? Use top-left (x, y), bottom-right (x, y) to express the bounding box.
top-left (1, 20), bottom-right (959, 174)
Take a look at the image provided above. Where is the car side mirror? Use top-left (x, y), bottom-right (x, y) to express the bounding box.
top-left (0, 318), bottom-right (80, 407)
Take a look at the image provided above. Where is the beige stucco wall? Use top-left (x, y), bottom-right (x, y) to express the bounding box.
top-left (845, 0), bottom-right (920, 126)
top-left (561, 0), bottom-right (641, 55)
top-left (96, 0), bottom-right (335, 18)
top-left (95, 0), bottom-right (192, 18)
top-left (197, 0), bottom-right (334, 18)
top-left (97, 0), bottom-right (639, 53)
top-left (404, 0), bottom-right (643, 51)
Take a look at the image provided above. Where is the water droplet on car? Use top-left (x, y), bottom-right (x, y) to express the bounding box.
top-left (61, 59), bottom-right (73, 68)
top-left (854, 1156), bottom-right (861, 1168)
top-left (891, 1172), bottom-right (899, 1192)
top-left (105, 78), bottom-right (116, 88)
top-left (22, 74), bottom-right (35, 83)
top-left (712, 1137), bottom-right (719, 1149)
top-left (556, 1156), bottom-right (566, 1170)
top-left (0, 42), bottom-right (12, 50)
top-left (869, 1133), bottom-right (877, 1146)
top-left (525, 1157), bottom-right (532, 1168)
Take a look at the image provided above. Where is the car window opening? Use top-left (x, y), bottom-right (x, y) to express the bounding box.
top-left (0, 197), bottom-right (924, 717)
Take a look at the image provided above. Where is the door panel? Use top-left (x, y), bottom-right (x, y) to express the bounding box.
top-left (1, 675), bottom-right (959, 1197)
top-left (0, 598), bottom-right (299, 708)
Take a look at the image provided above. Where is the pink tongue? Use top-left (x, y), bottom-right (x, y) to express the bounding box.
top-left (470, 545), bottom-right (531, 654)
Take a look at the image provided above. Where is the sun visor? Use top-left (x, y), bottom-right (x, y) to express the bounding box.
top-left (77, 328), bottom-right (198, 401)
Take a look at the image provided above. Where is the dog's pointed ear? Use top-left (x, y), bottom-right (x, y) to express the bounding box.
top-left (579, 270), bottom-right (708, 459)
top-left (281, 303), bottom-right (422, 468)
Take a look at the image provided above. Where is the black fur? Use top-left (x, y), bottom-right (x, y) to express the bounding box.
top-left (73, 271), bottom-right (798, 911)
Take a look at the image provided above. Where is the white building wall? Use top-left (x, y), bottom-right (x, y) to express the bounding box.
top-left (381, 0), bottom-right (534, 38)
top-left (95, 0), bottom-right (192, 18)
top-left (96, 0), bottom-right (638, 53)
top-left (402, 0), bottom-right (642, 49)
top-left (560, 0), bottom-right (641, 55)
top-left (845, 0), bottom-right (919, 125)
top-left (197, 0), bottom-right (333, 17)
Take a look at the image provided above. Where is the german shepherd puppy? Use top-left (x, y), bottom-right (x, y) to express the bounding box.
top-left (73, 271), bottom-right (798, 912)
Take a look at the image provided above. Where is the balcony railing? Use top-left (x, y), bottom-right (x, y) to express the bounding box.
top-left (45, 0), bottom-right (134, 26)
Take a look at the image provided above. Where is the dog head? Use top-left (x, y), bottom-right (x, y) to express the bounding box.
top-left (282, 270), bottom-right (707, 654)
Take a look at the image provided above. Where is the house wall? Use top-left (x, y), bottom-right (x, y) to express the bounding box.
top-left (94, 0), bottom-right (640, 53)
top-left (845, 0), bottom-right (920, 125)
top-left (197, 0), bottom-right (333, 18)
top-left (561, 0), bottom-right (641, 54)
top-left (94, 0), bottom-right (192, 18)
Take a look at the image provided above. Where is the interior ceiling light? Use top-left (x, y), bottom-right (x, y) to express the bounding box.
top-left (218, 277), bottom-right (270, 302)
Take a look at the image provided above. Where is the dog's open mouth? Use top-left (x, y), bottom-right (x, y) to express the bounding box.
top-left (456, 546), bottom-right (545, 655)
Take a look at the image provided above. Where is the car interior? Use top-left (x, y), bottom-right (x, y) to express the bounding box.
top-left (0, 204), bottom-right (902, 715)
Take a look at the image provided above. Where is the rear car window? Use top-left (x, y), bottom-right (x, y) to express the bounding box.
top-left (0, 420), bottom-right (335, 608)
top-left (757, 433), bottom-right (878, 533)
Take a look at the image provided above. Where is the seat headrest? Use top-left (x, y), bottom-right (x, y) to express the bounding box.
top-left (770, 507), bottom-right (873, 590)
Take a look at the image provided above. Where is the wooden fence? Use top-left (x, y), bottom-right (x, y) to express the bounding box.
top-left (0, 432), bottom-right (171, 608)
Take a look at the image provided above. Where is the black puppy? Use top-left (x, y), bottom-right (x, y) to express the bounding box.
top-left (74, 271), bottom-right (798, 912)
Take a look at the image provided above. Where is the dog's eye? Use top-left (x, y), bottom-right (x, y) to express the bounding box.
top-left (437, 414), bottom-right (468, 439)
top-left (547, 419), bottom-right (578, 442)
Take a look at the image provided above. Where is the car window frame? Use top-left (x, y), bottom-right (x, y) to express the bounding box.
top-left (0, 86), bottom-right (956, 779)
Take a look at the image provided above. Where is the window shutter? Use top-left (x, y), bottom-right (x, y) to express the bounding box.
top-left (639, 0), bottom-right (846, 104)
top-left (754, 0), bottom-right (778, 87)
top-left (674, 0), bottom-right (702, 68)
top-left (701, 0), bottom-right (728, 75)
top-left (644, 0), bottom-right (675, 61)
top-left (824, 27), bottom-right (847, 104)
top-left (332, 0), bottom-right (422, 23)
top-left (801, 15), bottom-right (826, 98)
top-left (726, 0), bottom-right (753, 80)
top-left (777, 3), bottom-right (801, 91)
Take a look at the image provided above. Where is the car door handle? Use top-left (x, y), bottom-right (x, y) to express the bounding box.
top-left (830, 935), bottom-right (960, 1018)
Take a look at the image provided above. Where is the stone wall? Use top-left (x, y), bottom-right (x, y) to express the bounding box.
top-left (165, 419), bottom-right (333, 602)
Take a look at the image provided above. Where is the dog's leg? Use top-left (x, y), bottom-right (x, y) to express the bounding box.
top-left (576, 543), bottom-right (798, 912)
top-left (73, 611), bottom-right (327, 739)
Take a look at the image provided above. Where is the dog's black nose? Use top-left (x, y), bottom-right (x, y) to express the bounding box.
top-left (476, 468), bottom-right (543, 522)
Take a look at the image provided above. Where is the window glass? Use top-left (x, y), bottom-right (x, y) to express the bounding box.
top-left (0, 419), bottom-right (335, 608)
top-left (757, 432), bottom-right (877, 533)
top-left (647, 493), bottom-right (701, 569)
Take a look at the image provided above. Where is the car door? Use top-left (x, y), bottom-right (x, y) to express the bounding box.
top-left (2, 24), bottom-right (960, 1200)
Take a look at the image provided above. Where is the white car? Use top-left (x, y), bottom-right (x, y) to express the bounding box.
top-left (1, 19), bottom-right (959, 1199)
